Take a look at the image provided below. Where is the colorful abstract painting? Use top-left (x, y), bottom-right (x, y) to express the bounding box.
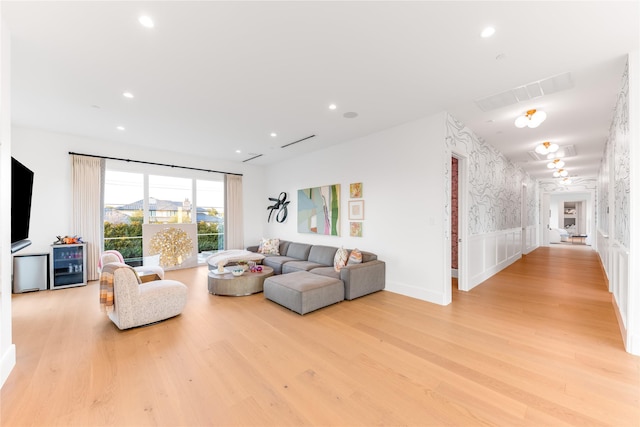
top-left (350, 222), bottom-right (362, 237)
top-left (298, 184), bottom-right (340, 236)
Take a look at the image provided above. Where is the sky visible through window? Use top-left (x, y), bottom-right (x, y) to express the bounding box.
top-left (104, 171), bottom-right (224, 208)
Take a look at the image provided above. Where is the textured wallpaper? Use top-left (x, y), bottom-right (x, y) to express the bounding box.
top-left (598, 58), bottom-right (629, 248)
top-left (445, 114), bottom-right (526, 236)
top-left (613, 60), bottom-right (630, 248)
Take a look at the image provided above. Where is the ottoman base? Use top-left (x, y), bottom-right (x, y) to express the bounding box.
top-left (263, 271), bottom-right (344, 315)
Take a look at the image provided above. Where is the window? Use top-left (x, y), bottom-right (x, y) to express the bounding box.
top-left (103, 167), bottom-right (225, 265)
top-left (196, 179), bottom-right (225, 253)
top-left (149, 175), bottom-right (192, 224)
top-left (104, 171), bottom-right (144, 265)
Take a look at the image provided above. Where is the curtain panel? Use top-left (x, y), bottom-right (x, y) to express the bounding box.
top-left (71, 155), bottom-right (105, 281)
top-left (224, 174), bottom-right (243, 250)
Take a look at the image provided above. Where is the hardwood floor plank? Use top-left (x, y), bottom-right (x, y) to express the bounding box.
top-left (2, 245), bottom-right (639, 426)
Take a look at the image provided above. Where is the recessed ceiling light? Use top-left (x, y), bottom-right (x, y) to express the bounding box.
top-left (270, 132), bottom-right (277, 137)
top-left (329, 104), bottom-right (337, 110)
top-left (139, 16), bottom-right (154, 28)
top-left (123, 92), bottom-right (134, 99)
top-left (116, 126), bottom-right (125, 131)
top-left (235, 149), bottom-right (242, 154)
top-left (481, 27), bottom-right (495, 38)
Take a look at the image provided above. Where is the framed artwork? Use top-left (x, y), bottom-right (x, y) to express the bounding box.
top-left (350, 182), bottom-right (363, 198)
top-left (297, 184), bottom-right (341, 236)
top-left (348, 200), bottom-right (364, 220)
top-left (350, 222), bottom-right (362, 237)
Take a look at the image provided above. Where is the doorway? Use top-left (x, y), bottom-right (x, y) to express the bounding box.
top-left (450, 153), bottom-right (468, 296)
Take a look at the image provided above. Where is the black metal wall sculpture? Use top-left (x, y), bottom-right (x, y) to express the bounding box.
top-left (267, 192), bottom-right (289, 223)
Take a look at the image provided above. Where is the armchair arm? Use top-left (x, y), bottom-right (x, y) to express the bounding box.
top-left (340, 260), bottom-right (385, 300)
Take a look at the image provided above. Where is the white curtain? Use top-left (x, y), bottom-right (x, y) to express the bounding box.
top-left (71, 155), bottom-right (104, 281)
top-left (224, 174), bottom-right (244, 250)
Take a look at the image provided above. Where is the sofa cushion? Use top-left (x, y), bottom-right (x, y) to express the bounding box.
top-left (282, 261), bottom-right (326, 274)
top-left (334, 247), bottom-right (348, 272)
top-left (285, 242), bottom-right (312, 260)
top-left (262, 256), bottom-right (299, 274)
top-left (359, 250), bottom-right (377, 263)
top-left (307, 245), bottom-right (338, 266)
top-left (309, 266), bottom-right (341, 280)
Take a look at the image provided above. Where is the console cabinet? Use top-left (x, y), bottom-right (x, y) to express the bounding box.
top-left (50, 243), bottom-right (87, 289)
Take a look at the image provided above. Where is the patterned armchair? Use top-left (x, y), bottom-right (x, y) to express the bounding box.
top-left (100, 263), bottom-right (187, 330)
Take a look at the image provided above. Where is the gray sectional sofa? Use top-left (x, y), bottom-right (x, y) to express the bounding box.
top-left (246, 240), bottom-right (385, 314)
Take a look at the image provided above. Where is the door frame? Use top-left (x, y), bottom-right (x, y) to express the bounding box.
top-left (450, 152), bottom-right (469, 294)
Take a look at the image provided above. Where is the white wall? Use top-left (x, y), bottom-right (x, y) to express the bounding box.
top-left (11, 126), bottom-right (267, 256)
top-left (264, 113), bottom-right (450, 304)
top-left (0, 17), bottom-right (16, 389)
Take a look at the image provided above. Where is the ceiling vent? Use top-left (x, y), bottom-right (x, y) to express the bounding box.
top-left (527, 144), bottom-right (576, 161)
top-left (475, 72), bottom-right (574, 112)
top-left (242, 154), bottom-right (263, 162)
top-left (281, 134), bottom-right (316, 148)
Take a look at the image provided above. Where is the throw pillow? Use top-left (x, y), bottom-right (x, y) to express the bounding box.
top-left (259, 238), bottom-right (280, 255)
top-left (334, 247), bottom-right (348, 272)
top-left (347, 248), bottom-right (363, 265)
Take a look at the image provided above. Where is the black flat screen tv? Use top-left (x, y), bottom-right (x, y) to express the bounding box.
top-left (11, 157), bottom-right (34, 253)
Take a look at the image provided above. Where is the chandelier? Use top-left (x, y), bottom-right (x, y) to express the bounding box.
top-left (535, 141), bottom-right (559, 155)
top-left (553, 169), bottom-right (568, 178)
top-left (515, 109), bottom-right (547, 128)
top-left (547, 158), bottom-right (565, 169)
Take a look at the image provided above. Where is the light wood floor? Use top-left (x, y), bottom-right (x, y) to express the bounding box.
top-left (2, 245), bottom-right (639, 426)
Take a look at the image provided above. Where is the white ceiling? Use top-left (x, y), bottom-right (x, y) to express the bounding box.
top-left (3, 1), bottom-right (639, 180)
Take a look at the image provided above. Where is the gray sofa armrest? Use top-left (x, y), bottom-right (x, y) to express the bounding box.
top-left (246, 245), bottom-right (259, 253)
top-left (340, 260), bottom-right (385, 300)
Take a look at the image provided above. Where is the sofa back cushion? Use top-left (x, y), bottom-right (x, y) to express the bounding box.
top-left (285, 242), bottom-right (312, 260)
top-left (278, 240), bottom-right (291, 256)
top-left (308, 245), bottom-right (338, 266)
top-left (359, 251), bottom-right (377, 263)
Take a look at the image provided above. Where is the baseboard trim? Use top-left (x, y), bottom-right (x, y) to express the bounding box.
top-left (0, 344), bottom-right (16, 389)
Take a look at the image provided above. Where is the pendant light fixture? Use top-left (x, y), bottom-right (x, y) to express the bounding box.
top-left (535, 141), bottom-right (559, 155)
top-left (547, 158), bottom-right (565, 169)
top-left (515, 109), bottom-right (547, 128)
top-left (553, 169), bottom-right (568, 178)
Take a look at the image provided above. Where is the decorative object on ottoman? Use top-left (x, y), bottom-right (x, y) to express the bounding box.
top-left (206, 250), bottom-right (265, 271)
top-left (99, 262), bottom-right (187, 330)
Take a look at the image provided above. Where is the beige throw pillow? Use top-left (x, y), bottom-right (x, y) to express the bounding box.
top-left (334, 247), bottom-right (348, 272)
top-left (258, 238), bottom-right (280, 255)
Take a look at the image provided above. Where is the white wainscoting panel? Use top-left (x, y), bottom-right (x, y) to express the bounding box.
top-left (469, 228), bottom-right (522, 290)
top-left (524, 225), bottom-right (537, 254)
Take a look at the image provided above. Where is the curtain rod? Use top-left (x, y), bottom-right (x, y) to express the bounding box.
top-left (68, 152), bottom-right (243, 176)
